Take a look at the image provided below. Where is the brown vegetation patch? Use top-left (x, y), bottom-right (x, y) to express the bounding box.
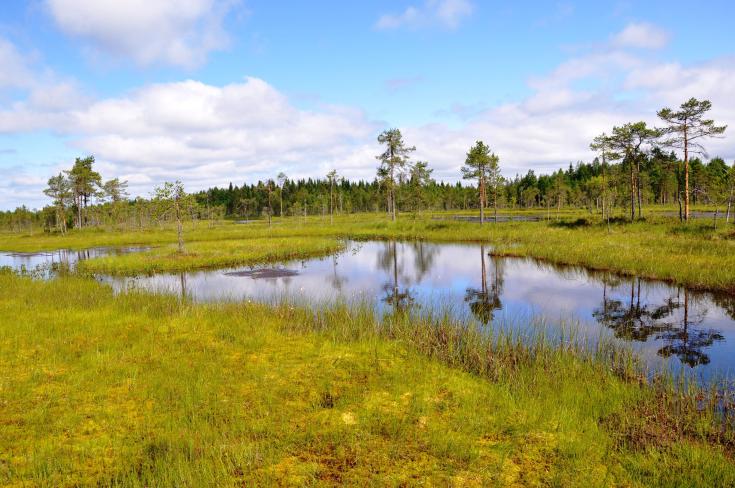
top-left (602, 387), bottom-right (735, 456)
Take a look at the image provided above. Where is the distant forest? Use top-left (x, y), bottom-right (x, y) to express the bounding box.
top-left (196, 150), bottom-right (732, 218)
top-left (2, 150), bottom-right (732, 233)
top-left (2, 97), bottom-right (731, 233)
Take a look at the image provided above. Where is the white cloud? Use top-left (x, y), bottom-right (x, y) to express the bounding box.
top-left (0, 39), bottom-right (34, 89)
top-left (45, 0), bottom-right (238, 68)
top-left (65, 77), bottom-right (378, 192)
top-left (0, 37), bottom-right (89, 133)
top-left (2, 22), bottom-right (734, 210)
top-left (376, 0), bottom-right (474, 30)
top-left (612, 22), bottom-right (669, 50)
top-left (404, 52), bottom-right (734, 180)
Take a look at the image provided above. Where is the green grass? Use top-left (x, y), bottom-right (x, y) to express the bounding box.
top-left (2, 210), bottom-right (735, 291)
top-left (76, 236), bottom-right (343, 275)
top-left (1, 272), bottom-right (734, 486)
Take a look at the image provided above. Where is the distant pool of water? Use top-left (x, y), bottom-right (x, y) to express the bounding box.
top-left (0, 246), bottom-right (150, 278)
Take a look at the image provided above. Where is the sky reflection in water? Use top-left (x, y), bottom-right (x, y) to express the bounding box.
top-left (3, 241), bottom-right (735, 381)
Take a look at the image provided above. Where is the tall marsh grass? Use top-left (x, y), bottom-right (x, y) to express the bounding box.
top-left (2, 272), bottom-right (735, 485)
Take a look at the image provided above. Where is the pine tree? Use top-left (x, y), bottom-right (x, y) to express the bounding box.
top-left (657, 98), bottom-right (727, 221)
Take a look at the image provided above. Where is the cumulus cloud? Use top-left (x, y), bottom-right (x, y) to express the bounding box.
top-left (3, 22), bottom-right (735, 210)
top-left (0, 39), bottom-right (35, 89)
top-left (612, 22), bottom-right (669, 50)
top-left (376, 0), bottom-right (474, 30)
top-left (406, 54), bottom-right (735, 180)
top-left (67, 78), bottom-right (378, 194)
top-left (0, 37), bottom-right (89, 133)
top-left (1, 76), bottom-right (380, 208)
top-left (45, 0), bottom-right (238, 68)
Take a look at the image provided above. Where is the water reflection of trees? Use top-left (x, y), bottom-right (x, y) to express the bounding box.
top-left (656, 290), bottom-right (725, 367)
top-left (410, 241), bottom-right (439, 282)
top-left (593, 277), bottom-right (725, 368)
top-left (378, 241), bottom-right (416, 313)
top-left (464, 245), bottom-right (504, 325)
top-left (178, 272), bottom-right (190, 300)
top-left (328, 255), bottom-right (346, 291)
top-left (593, 278), bottom-right (671, 341)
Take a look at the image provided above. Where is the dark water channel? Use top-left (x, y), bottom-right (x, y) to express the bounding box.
top-left (3, 241), bottom-right (735, 382)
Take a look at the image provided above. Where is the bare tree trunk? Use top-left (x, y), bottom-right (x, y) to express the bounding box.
top-left (77, 194), bottom-right (83, 229)
top-left (636, 159), bottom-right (643, 219)
top-left (713, 206), bottom-right (719, 230)
top-left (493, 187), bottom-right (498, 223)
top-left (726, 186), bottom-right (733, 223)
top-left (390, 163), bottom-right (397, 222)
top-left (330, 181), bottom-right (334, 225)
top-left (557, 193), bottom-right (561, 221)
top-left (601, 160), bottom-right (610, 233)
top-left (630, 162), bottom-right (636, 221)
top-left (684, 128), bottom-right (690, 221)
top-left (479, 173), bottom-right (485, 225)
top-left (175, 197), bottom-right (185, 253)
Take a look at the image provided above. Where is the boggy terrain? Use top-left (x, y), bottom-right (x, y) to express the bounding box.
top-left (2, 212), bottom-right (735, 486)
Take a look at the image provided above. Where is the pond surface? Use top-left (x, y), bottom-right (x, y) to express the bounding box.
top-left (0, 246), bottom-right (150, 278)
top-left (3, 241), bottom-right (735, 381)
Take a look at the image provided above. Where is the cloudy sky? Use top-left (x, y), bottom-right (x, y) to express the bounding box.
top-left (1, 0), bottom-right (733, 209)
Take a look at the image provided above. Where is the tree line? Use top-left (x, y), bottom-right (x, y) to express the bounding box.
top-left (1, 97), bottom-right (731, 233)
top-left (196, 97), bottom-right (730, 226)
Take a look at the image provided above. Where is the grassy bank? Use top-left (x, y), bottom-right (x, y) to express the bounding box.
top-left (76, 236), bottom-right (343, 275)
top-left (1, 272), bottom-right (733, 486)
top-left (2, 210), bottom-right (735, 290)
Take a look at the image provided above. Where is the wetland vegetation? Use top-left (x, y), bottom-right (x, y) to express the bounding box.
top-left (3, 211), bottom-right (735, 486)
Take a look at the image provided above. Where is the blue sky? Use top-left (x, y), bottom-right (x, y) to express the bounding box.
top-left (1, 0), bottom-right (734, 209)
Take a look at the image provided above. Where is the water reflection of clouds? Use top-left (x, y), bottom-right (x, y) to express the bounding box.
top-left (6, 241), bottom-right (735, 380)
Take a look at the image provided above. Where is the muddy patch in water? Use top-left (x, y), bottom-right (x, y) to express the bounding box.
top-left (224, 268), bottom-right (299, 279)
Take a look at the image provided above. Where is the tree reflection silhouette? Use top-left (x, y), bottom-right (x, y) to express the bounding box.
top-left (464, 245), bottom-right (503, 325)
top-left (593, 278), bottom-right (671, 341)
top-left (378, 241), bottom-right (416, 313)
top-left (593, 279), bottom-right (725, 367)
top-left (328, 255), bottom-right (346, 291)
top-left (178, 272), bottom-right (189, 300)
top-left (410, 241), bottom-right (439, 282)
top-left (656, 289), bottom-right (725, 367)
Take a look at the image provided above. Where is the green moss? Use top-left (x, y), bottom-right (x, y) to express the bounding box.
top-left (1, 273), bottom-right (734, 486)
top-left (76, 236), bottom-right (343, 275)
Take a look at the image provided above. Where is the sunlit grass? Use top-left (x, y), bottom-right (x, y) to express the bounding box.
top-left (76, 236), bottom-right (343, 275)
top-left (2, 210), bottom-right (734, 291)
top-left (1, 272), bottom-right (734, 486)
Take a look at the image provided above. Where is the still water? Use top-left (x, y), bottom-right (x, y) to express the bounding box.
top-left (0, 246), bottom-right (150, 278)
top-left (3, 241), bottom-right (735, 381)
